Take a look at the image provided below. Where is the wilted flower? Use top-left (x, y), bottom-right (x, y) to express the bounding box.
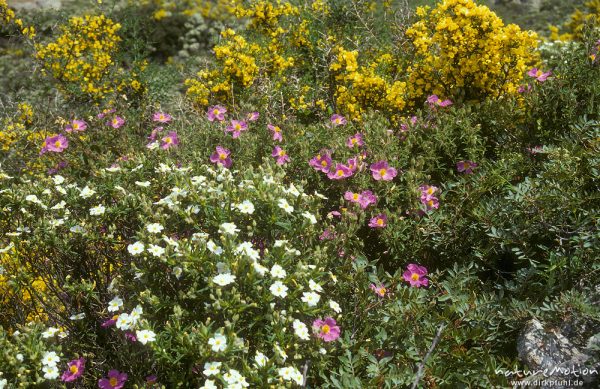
top-left (246, 111), bottom-right (260, 121)
top-left (272, 146), bottom-right (290, 165)
top-left (403, 264), bottom-right (429, 287)
top-left (210, 146), bottom-right (232, 168)
top-left (313, 317), bottom-right (340, 342)
top-left (207, 105), bottom-right (227, 122)
top-left (370, 161), bottom-right (397, 181)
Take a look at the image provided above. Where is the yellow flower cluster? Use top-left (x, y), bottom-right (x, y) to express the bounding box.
top-left (0, 103), bottom-right (34, 152)
top-left (405, 0), bottom-right (538, 103)
top-left (0, 0), bottom-right (36, 38)
top-left (234, 0), bottom-right (299, 36)
top-left (549, 0), bottom-right (600, 41)
top-left (330, 47), bottom-right (407, 121)
top-left (35, 15), bottom-right (123, 99)
top-left (0, 247), bottom-right (48, 324)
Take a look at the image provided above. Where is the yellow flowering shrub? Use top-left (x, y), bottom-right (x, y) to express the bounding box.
top-left (234, 0), bottom-right (299, 36)
top-left (35, 14), bottom-right (146, 101)
top-left (330, 47), bottom-right (407, 121)
top-left (405, 0), bottom-right (539, 103)
top-left (0, 0), bottom-right (36, 38)
top-left (549, 0), bottom-right (600, 41)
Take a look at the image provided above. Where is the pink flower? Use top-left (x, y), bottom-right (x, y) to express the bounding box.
top-left (419, 185), bottom-right (440, 211)
top-left (225, 120), bottom-right (248, 138)
top-left (427, 95), bottom-right (452, 108)
top-left (319, 229), bottom-right (336, 240)
top-left (210, 146), bottom-right (232, 168)
top-left (124, 331), bottom-right (137, 342)
top-left (344, 191), bottom-right (361, 204)
top-left (148, 126), bottom-right (164, 142)
top-left (65, 119), bottom-right (87, 133)
top-left (526, 145), bottom-right (544, 155)
top-left (330, 114), bottom-right (347, 126)
top-left (327, 163), bottom-right (353, 180)
top-left (346, 157), bottom-right (361, 172)
top-left (358, 190), bottom-right (377, 209)
top-left (419, 185), bottom-right (438, 197)
top-left (309, 152), bottom-right (333, 173)
top-left (517, 84), bottom-right (532, 93)
top-left (368, 213), bottom-right (387, 228)
top-left (313, 317), bottom-right (341, 342)
top-left (161, 131), bottom-right (179, 149)
top-left (107, 116), bottom-right (125, 129)
top-left (101, 315), bottom-right (119, 328)
top-left (246, 111), bottom-right (260, 121)
top-left (98, 370), bottom-right (128, 389)
top-left (370, 283), bottom-right (387, 297)
top-left (61, 358), bottom-right (85, 382)
top-left (41, 134), bottom-right (69, 154)
top-left (402, 264), bottom-right (429, 287)
top-left (370, 161), bottom-right (397, 181)
top-left (207, 105), bottom-right (227, 122)
top-left (399, 116), bottom-right (418, 136)
top-left (346, 133), bottom-right (364, 148)
top-left (268, 124), bottom-right (283, 142)
top-left (152, 112), bottom-right (172, 123)
top-left (456, 160), bottom-right (478, 174)
top-left (527, 68), bottom-right (551, 82)
top-left (272, 146), bottom-right (290, 165)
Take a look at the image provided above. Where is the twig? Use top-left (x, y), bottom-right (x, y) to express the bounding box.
top-left (411, 323), bottom-right (447, 389)
top-left (301, 359), bottom-right (310, 388)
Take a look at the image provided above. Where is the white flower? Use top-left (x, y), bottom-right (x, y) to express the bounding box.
top-left (270, 264), bottom-right (286, 279)
top-left (191, 175), bottom-right (207, 185)
top-left (16, 353), bottom-right (23, 362)
top-left (314, 191), bottom-right (328, 199)
top-left (235, 242), bottom-right (260, 260)
top-left (105, 165), bottom-right (121, 172)
top-left (0, 378), bottom-right (5, 389)
top-left (25, 194), bottom-right (41, 204)
top-left (302, 211), bottom-right (317, 224)
top-left (309, 279), bottom-right (323, 292)
top-left (301, 291), bottom-right (321, 307)
top-left (135, 181), bottom-right (151, 187)
top-left (329, 300), bottom-right (342, 313)
top-left (253, 262), bottom-right (268, 276)
top-left (147, 244), bottom-right (165, 257)
top-left (274, 240), bottom-right (288, 247)
top-left (206, 240), bottom-right (223, 255)
top-left (51, 201), bottom-right (66, 210)
top-left (42, 327), bottom-right (59, 338)
top-left (263, 175), bottom-right (275, 185)
top-left (108, 296), bottom-right (123, 312)
top-left (219, 222), bottom-right (240, 236)
top-left (199, 380), bottom-right (217, 389)
top-left (208, 333), bottom-right (227, 352)
top-left (293, 320), bottom-right (310, 341)
top-left (130, 305), bottom-right (143, 324)
top-left (70, 225), bottom-right (86, 234)
top-left (236, 200), bottom-right (255, 214)
top-left (79, 186), bottom-right (96, 199)
top-left (41, 351), bottom-right (60, 366)
top-left (285, 184), bottom-right (301, 197)
top-left (69, 313), bottom-right (85, 320)
top-left (223, 369), bottom-right (249, 387)
top-left (89, 205), bottom-right (106, 216)
top-left (173, 266), bottom-right (183, 279)
top-left (203, 361), bottom-right (222, 376)
top-left (269, 281), bottom-right (288, 298)
top-left (116, 313), bottom-right (133, 330)
top-left (254, 351), bottom-right (268, 367)
top-left (274, 343), bottom-right (287, 361)
top-left (128, 242), bottom-right (145, 256)
top-left (42, 364), bottom-right (59, 379)
top-left (212, 273), bottom-right (236, 286)
top-left (277, 198), bottom-right (294, 214)
top-left (52, 175), bottom-right (65, 185)
top-left (136, 330), bottom-right (156, 344)
top-left (146, 223), bottom-right (164, 234)
top-left (278, 366), bottom-right (303, 385)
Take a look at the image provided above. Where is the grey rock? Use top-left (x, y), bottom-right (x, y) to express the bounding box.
top-left (7, 0), bottom-right (62, 10)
